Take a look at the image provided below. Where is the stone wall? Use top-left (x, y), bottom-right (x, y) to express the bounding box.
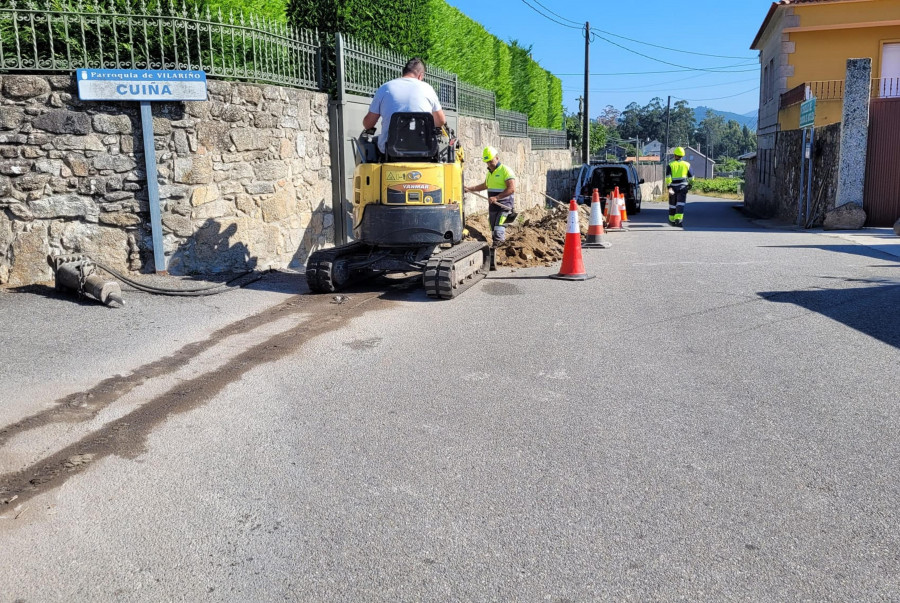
top-left (772, 123), bottom-right (841, 225)
top-left (456, 116), bottom-right (575, 214)
top-left (0, 74), bottom-right (332, 286)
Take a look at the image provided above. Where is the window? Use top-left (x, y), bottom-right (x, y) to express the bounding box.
top-left (763, 64), bottom-right (769, 103)
top-left (881, 43), bottom-right (900, 98)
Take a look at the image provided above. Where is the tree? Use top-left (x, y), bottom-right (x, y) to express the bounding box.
top-left (598, 105), bottom-right (620, 134)
top-left (565, 112), bottom-right (608, 158)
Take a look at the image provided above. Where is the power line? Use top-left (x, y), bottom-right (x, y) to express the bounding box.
top-left (562, 77), bottom-right (757, 94)
top-left (518, 0), bottom-right (582, 30)
top-left (527, 0), bottom-right (582, 26)
top-left (554, 65), bottom-right (758, 77)
top-left (594, 34), bottom-right (761, 73)
top-left (524, 0), bottom-right (756, 60)
top-left (591, 27), bottom-right (756, 60)
top-left (675, 87), bottom-right (760, 102)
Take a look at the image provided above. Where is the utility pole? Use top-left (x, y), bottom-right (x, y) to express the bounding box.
top-left (663, 95), bottom-right (671, 170)
top-left (582, 21), bottom-right (590, 164)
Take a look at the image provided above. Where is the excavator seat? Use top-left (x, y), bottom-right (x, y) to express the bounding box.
top-left (384, 112), bottom-right (439, 162)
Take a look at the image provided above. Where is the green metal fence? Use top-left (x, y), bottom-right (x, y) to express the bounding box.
top-left (497, 108), bottom-right (528, 137)
top-left (0, 4), bottom-right (566, 148)
top-left (0, 0), bottom-right (322, 90)
top-left (458, 79), bottom-right (495, 120)
top-left (528, 126), bottom-right (567, 150)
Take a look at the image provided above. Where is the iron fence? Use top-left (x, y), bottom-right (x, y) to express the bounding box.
top-left (458, 80), bottom-right (494, 120)
top-left (0, 0), bottom-right (321, 90)
top-left (528, 126), bottom-right (566, 150)
top-left (781, 78), bottom-right (900, 106)
top-left (341, 34), bottom-right (457, 112)
top-left (497, 108), bottom-right (527, 137)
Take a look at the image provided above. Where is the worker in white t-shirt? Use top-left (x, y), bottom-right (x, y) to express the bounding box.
top-left (363, 57), bottom-right (447, 154)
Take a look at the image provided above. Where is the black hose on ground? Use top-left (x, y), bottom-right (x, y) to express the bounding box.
top-left (92, 259), bottom-right (268, 297)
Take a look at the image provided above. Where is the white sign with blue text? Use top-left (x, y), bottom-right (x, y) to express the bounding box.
top-left (76, 69), bottom-right (208, 102)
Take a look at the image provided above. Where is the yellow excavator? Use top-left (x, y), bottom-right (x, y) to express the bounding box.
top-left (305, 112), bottom-right (489, 299)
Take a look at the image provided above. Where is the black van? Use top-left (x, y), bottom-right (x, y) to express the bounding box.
top-left (573, 161), bottom-right (644, 214)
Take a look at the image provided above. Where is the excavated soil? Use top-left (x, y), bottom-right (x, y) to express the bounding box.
top-left (466, 204), bottom-right (591, 268)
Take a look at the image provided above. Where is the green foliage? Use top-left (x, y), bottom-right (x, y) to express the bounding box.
top-left (547, 78), bottom-right (563, 130)
top-left (287, 0), bottom-right (563, 128)
top-left (565, 113), bottom-right (607, 155)
top-left (717, 157), bottom-right (743, 173)
top-left (691, 177), bottom-right (742, 194)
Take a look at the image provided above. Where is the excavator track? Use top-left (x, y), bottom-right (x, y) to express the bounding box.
top-left (423, 241), bottom-right (490, 299)
top-left (305, 242), bottom-right (367, 293)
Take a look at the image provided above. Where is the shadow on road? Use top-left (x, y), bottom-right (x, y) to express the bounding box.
top-left (759, 280), bottom-right (900, 349)
top-left (761, 244), bottom-right (900, 263)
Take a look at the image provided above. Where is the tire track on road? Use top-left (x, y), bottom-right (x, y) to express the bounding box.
top-left (0, 292), bottom-right (390, 510)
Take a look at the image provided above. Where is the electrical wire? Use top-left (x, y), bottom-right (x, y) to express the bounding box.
top-left (674, 86), bottom-right (760, 102)
top-left (523, 0), bottom-right (749, 60)
top-left (518, 0), bottom-right (582, 30)
top-left (562, 77), bottom-right (758, 94)
top-left (555, 67), bottom-right (758, 76)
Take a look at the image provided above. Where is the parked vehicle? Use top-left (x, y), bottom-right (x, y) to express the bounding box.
top-left (573, 161), bottom-right (644, 214)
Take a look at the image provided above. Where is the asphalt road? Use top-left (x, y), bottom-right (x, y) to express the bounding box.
top-left (1, 195), bottom-right (899, 601)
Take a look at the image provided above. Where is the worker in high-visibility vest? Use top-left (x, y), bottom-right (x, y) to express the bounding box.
top-left (665, 147), bottom-right (694, 227)
top-left (464, 146), bottom-right (516, 270)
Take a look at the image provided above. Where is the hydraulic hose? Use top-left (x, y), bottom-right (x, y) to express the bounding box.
top-left (92, 259), bottom-right (267, 297)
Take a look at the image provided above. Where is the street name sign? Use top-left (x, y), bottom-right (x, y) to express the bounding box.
top-left (799, 97), bottom-right (816, 129)
top-left (76, 68), bottom-right (208, 274)
top-left (76, 69), bottom-right (207, 102)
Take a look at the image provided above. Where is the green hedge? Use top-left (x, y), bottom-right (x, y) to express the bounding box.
top-left (287, 0), bottom-right (562, 128)
top-left (691, 178), bottom-right (742, 194)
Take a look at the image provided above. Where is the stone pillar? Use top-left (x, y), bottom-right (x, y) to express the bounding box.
top-left (827, 58), bottom-right (871, 230)
top-left (836, 57), bottom-right (871, 207)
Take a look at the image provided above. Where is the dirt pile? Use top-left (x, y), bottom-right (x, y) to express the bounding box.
top-left (465, 204), bottom-right (591, 268)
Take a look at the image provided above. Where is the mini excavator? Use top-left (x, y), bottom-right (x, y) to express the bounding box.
top-left (305, 112), bottom-right (489, 299)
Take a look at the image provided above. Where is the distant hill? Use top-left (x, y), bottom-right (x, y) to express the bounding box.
top-left (693, 106), bottom-right (757, 131)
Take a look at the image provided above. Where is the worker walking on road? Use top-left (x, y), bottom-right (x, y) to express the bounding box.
top-left (666, 147), bottom-right (694, 227)
top-left (362, 58), bottom-right (446, 155)
top-left (464, 146), bottom-right (516, 270)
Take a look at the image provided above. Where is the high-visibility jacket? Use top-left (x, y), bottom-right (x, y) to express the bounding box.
top-left (485, 161), bottom-right (516, 210)
top-left (666, 160), bottom-right (694, 190)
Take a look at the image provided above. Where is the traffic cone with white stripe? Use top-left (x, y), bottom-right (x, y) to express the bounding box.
top-left (583, 188), bottom-right (611, 249)
top-left (607, 187), bottom-right (624, 230)
top-left (550, 199), bottom-right (595, 281)
top-left (619, 192), bottom-right (629, 222)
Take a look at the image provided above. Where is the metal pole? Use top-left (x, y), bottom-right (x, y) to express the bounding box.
top-left (805, 127), bottom-right (815, 227)
top-left (797, 128), bottom-right (807, 226)
top-left (582, 21), bottom-right (590, 164)
top-left (140, 101), bottom-right (166, 274)
top-left (663, 95), bottom-right (671, 167)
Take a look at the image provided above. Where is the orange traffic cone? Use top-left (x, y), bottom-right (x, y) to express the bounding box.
top-left (607, 191), bottom-right (624, 230)
top-left (584, 189), bottom-right (611, 249)
top-left (619, 193), bottom-right (629, 222)
top-left (550, 199), bottom-right (595, 281)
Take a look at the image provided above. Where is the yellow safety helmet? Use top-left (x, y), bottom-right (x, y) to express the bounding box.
top-left (673, 146), bottom-right (685, 157)
top-left (482, 146), bottom-right (498, 162)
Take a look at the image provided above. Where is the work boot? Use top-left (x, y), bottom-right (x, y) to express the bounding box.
top-left (674, 220), bottom-right (683, 228)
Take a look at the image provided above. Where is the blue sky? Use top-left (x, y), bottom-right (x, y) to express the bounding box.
top-left (445, 0), bottom-right (773, 117)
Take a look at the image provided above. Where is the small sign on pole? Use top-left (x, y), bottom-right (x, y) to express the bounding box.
top-left (799, 97), bottom-right (817, 129)
top-left (76, 69), bottom-right (208, 101)
top-left (77, 69), bottom-right (208, 274)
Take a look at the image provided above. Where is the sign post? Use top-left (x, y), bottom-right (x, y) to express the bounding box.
top-left (797, 97), bottom-right (817, 227)
top-left (76, 69), bottom-right (208, 273)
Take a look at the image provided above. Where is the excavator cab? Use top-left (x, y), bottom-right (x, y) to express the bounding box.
top-left (305, 112), bottom-right (488, 299)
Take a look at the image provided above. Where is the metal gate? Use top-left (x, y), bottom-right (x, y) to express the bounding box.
top-left (863, 97), bottom-right (900, 227)
top-left (328, 33), bottom-right (459, 244)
